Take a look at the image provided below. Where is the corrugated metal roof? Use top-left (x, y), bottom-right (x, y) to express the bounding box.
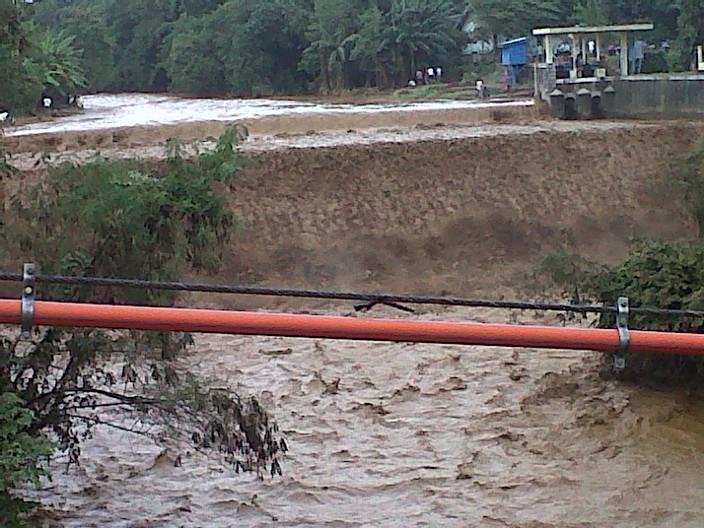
top-left (499, 37), bottom-right (528, 48)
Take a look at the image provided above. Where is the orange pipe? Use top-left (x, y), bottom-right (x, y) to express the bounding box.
top-left (1, 299), bottom-right (703, 355)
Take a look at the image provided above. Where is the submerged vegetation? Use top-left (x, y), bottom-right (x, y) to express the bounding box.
top-left (0, 128), bottom-right (285, 525)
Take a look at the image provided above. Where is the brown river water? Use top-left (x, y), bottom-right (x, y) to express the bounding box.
top-left (24, 307), bottom-right (704, 528)
top-left (6, 94), bottom-right (704, 527)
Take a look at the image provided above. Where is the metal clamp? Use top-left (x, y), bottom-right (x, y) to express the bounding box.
top-left (21, 263), bottom-right (35, 339)
top-left (614, 296), bottom-right (630, 371)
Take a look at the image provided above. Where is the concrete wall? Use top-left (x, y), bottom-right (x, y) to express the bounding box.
top-left (612, 75), bottom-right (704, 118)
top-left (540, 74), bottom-right (704, 119)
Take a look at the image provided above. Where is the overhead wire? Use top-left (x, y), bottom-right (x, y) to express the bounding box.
top-left (2, 270), bottom-right (704, 319)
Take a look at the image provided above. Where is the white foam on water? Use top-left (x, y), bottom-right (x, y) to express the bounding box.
top-left (5, 93), bottom-right (534, 137)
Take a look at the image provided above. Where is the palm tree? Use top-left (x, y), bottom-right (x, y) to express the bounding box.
top-left (305, 0), bottom-right (363, 92)
top-left (383, 0), bottom-right (463, 83)
top-left (37, 30), bottom-right (87, 95)
top-left (343, 6), bottom-right (388, 87)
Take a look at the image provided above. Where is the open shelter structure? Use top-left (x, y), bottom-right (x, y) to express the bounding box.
top-left (533, 23), bottom-right (654, 85)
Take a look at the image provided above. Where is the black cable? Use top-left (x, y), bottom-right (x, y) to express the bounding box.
top-left (1, 270), bottom-right (704, 319)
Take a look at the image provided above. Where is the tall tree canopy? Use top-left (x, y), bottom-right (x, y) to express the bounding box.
top-left (1, 0), bottom-right (702, 103)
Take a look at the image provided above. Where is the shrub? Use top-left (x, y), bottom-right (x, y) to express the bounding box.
top-left (0, 393), bottom-right (53, 528)
top-left (1, 127), bottom-right (284, 523)
top-left (585, 240), bottom-right (704, 381)
top-left (642, 50), bottom-right (669, 74)
top-left (540, 141), bottom-right (704, 382)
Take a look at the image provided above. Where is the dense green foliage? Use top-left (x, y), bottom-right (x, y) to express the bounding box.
top-left (0, 0), bottom-right (701, 103)
top-left (541, 141), bottom-right (704, 381)
top-left (0, 0), bottom-right (87, 112)
top-left (11, 133), bottom-right (240, 291)
top-left (1, 0), bottom-right (695, 102)
top-left (587, 240), bottom-right (704, 381)
top-left (0, 393), bottom-right (53, 528)
top-left (1, 128), bottom-right (284, 523)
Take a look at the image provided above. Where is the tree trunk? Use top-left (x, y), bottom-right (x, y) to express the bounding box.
top-left (375, 57), bottom-right (383, 89)
top-left (318, 47), bottom-right (332, 93)
top-left (392, 45), bottom-right (403, 86)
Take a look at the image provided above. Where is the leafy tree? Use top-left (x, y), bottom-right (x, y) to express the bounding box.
top-left (0, 0), bottom-right (44, 111)
top-left (0, 1), bottom-right (88, 112)
top-left (305, 0), bottom-right (364, 91)
top-left (219, 0), bottom-right (310, 95)
top-left (0, 393), bottom-right (53, 528)
top-left (468, 0), bottom-right (569, 39)
top-left (385, 0), bottom-right (464, 80)
top-left (5, 0), bottom-right (699, 101)
top-left (164, 15), bottom-right (227, 94)
top-left (89, 0), bottom-right (188, 91)
top-left (573, 0), bottom-right (609, 25)
top-left (344, 5), bottom-right (388, 87)
top-left (36, 30), bottom-right (87, 96)
top-left (1, 128), bottom-right (285, 520)
top-left (34, 1), bottom-right (115, 90)
top-left (572, 0), bottom-right (680, 43)
top-left (673, 0), bottom-right (704, 70)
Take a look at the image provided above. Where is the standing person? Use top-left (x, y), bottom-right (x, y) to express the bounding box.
top-left (415, 70), bottom-right (423, 85)
top-left (504, 67), bottom-right (513, 93)
top-left (427, 67), bottom-right (435, 83)
top-left (633, 39), bottom-right (646, 74)
top-left (436, 66), bottom-right (443, 83)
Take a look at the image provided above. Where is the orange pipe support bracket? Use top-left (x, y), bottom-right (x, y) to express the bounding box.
top-left (1, 299), bottom-right (704, 356)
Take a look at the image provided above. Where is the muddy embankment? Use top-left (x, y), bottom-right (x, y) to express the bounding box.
top-left (3, 121), bottom-right (702, 301)
top-left (217, 122), bottom-right (701, 301)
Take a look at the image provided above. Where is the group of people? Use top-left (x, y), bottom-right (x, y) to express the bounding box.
top-left (0, 93), bottom-right (84, 128)
top-left (408, 66), bottom-right (443, 87)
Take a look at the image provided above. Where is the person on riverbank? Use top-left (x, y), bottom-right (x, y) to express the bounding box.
top-left (476, 79), bottom-right (488, 99)
top-left (632, 39), bottom-right (647, 74)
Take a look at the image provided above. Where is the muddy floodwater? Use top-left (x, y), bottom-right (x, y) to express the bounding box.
top-left (27, 308), bottom-right (704, 528)
top-left (5, 93), bottom-right (533, 137)
top-left (7, 94), bottom-right (704, 527)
